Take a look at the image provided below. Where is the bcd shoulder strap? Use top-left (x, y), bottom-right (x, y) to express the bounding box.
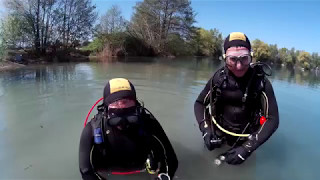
top-left (207, 67), bottom-right (228, 116)
top-left (90, 105), bottom-right (110, 156)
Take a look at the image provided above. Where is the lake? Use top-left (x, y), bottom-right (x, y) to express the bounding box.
top-left (0, 57), bottom-right (319, 180)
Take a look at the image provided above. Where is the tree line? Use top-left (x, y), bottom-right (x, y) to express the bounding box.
top-left (252, 40), bottom-right (319, 70)
top-left (0, 0), bottom-right (97, 59)
top-left (85, 1), bottom-right (223, 58)
top-left (0, 0), bottom-right (319, 70)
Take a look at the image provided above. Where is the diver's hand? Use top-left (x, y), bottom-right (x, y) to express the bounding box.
top-left (200, 121), bottom-right (222, 151)
top-left (155, 173), bottom-right (170, 180)
top-left (202, 131), bottom-right (222, 151)
top-left (225, 146), bottom-right (251, 165)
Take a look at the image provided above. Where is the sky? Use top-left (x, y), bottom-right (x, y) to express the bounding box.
top-left (92, 0), bottom-right (320, 54)
top-left (1, 0), bottom-right (319, 53)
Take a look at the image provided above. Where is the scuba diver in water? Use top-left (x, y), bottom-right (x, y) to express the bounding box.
top-left (79, 78), bottom-right (178, 179)
top-left (194, 32), bottom-right (279, 165)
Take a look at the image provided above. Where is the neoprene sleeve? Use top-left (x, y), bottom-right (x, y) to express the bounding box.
top-left (144, 117), bottom-right (178, 178)
top-left (194, 77), bottom-right (213, 127)
top-left (79, 123), bottom-right (100, 180)
top-left (245, 78), bottom-right (279, 150)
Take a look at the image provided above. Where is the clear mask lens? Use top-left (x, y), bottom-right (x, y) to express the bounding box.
top-left (226, 55), bottom-right (251, 66)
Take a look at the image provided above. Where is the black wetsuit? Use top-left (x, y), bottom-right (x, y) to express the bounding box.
top-left (194, 66), bottom-right (279, 150)
top-left (79, 111), bottom-right (178, 180)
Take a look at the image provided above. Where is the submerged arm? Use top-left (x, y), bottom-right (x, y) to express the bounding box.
top-left (243, 78), bottom-right (279, 151)
top-left (79, 123), bottom-right (101, 180)
top-left (194, 78), bottom-right (212, 128)
top-left (147, 117), bottom-right (178, 179)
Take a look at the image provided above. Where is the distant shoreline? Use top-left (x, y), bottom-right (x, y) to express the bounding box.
top-left (0, 61), bottom-right (26, 71)
top-left (1, 54), bottom-right (318, 73)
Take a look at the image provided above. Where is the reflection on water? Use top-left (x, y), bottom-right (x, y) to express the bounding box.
top-left (0, 57), bottom-right (319, 180)
top-left (272, 65), bottom-right (320, 88)
top-left (1, 59), bottom-right (319, 89)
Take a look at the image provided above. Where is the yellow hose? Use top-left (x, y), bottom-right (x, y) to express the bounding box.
top-left (209, 91), bottom-right (269, 137)
top-left (210, 115), bottom-right (250, 137)
top-left (146, 159), bottom-right (156, 174)
top-left (208, 104), bottom-right (250, 137)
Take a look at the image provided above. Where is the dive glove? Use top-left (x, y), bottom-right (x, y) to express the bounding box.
top-left (200, 120), bottom-right (222, 151)
top-left (225, 145), bottom-right (251, 165)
